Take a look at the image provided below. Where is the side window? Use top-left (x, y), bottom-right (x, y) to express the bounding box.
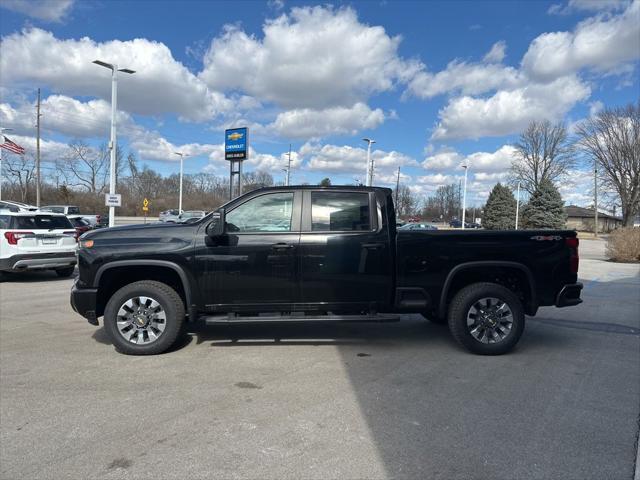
top-left (226, 192), bottom-right (294, 233)
top-left (311, 192), bottom-right (371, 231)
top-left (67, 207), bottom-right (80, 214)
top-left (0, 215), bottom-right (11, 229)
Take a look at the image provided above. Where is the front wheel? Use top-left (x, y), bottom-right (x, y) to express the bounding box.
top-left (447, 282), bottom-right (525, 355)
top-left (103, 280), bottom-right (185, 355)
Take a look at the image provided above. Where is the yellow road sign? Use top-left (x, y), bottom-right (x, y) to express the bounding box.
top-left (143, 198), bottom-right (149, 208)
top-left (142, 206), bottom-right (149, 212)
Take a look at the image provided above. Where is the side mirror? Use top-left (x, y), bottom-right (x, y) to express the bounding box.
top-left (206, 209), bottom-right (225, 237)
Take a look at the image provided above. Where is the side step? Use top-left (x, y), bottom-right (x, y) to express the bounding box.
top-left (202, 312), bottom-right (401, 325)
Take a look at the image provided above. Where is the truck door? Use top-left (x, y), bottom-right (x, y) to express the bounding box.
top-left (298, 190), bottom-right (393, 312)
top-left (195, 190), bottom-right (301, 311)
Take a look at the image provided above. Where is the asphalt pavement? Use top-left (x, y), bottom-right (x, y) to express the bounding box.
top-left (1, 238), bottom-right (638, 479)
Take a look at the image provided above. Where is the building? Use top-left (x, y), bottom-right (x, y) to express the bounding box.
top-left (565, 205), bottom-right (623, 233)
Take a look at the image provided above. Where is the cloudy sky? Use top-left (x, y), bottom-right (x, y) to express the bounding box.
top-left (0, 0), bottom-right (638, 206)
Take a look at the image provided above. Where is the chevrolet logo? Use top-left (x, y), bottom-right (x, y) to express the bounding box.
top-left (228, 132), bottom-right (244, 141)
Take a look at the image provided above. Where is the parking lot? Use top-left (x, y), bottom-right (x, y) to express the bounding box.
top-left (0, 239), bottom-right (638, 479)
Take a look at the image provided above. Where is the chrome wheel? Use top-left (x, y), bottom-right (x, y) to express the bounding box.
top-left (466, 297), bottom-right (513, 344)
top-left (116, 296), bottom-right (167, 345)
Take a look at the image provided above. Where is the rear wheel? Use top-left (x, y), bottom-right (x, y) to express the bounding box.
top-left (55, 267), bottom-right (75, 278)
top-left (447, 282), bottom-right (525, 355)
top-left (103, 280), bottom-right (185, 355)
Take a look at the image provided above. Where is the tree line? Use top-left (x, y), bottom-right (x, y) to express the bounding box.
top-left (2, 102), bottom-right (637, 226)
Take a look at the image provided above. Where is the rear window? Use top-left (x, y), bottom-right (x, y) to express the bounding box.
top-left (12, 215), bottom-right (73, 230)
top-left (0, 215), bottom-right (11, 229)
top-left (70, 217), bottom-right (89, 227)
top-left (67, 206), bottom-right (80, 214)
top-left (311, 192), bottom-right (371, 231)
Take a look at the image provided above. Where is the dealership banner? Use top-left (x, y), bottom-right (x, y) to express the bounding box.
top-left (225, 127), bottom-right (248, 161)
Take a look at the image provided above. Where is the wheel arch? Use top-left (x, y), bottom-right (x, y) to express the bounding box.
top-left (438, 261), bottom-right (537, 318)
top-left (93, 260), bottom-right (196, 319)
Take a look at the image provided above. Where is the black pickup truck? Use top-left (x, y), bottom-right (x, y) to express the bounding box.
top-left (71, 186), bottom-right (582, 355)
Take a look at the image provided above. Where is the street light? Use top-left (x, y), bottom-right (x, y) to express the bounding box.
top-left (0, 127), bottom-right (13, 201)
top-left (173, 152), bottom-right (188, 213)
top-left (363, 138), bottom-right (376, 186)
top-left (93, 60), bottom-right (135, 227)
top-left (461, 163), bottom-right (469, 230)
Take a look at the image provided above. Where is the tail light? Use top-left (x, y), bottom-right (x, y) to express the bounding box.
top-left (64, 230), bottom-right (79, 241)
top-left (3, 231), bottom-right (34, 245)
top-left (96, 215), bottom-right (101, 223)
top-left (566, 237), bottom-right (579, 274)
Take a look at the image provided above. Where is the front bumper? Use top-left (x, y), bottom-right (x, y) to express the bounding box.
top-left (0, 252), bottom-right (76, 271)
top-left (70, 281), bottom-right (99, 325)
top-left (555, 283), bottom-right (583, 308)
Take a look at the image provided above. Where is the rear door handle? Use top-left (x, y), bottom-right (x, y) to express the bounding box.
top-left (271, 243), bottom-right (295, 250)
top-left (362, 243), bottom-right (384, 249)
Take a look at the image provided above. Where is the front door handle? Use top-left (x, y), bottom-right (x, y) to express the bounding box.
top-left (362, 243), bottom-right (384, 249)
top-left (271, 243), bottom-right (295, 250)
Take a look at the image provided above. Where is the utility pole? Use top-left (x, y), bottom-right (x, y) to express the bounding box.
top-left (461, 164), bottom-right (468, 229)
top-left (363, 138), bottom-right (376, 186)
top-left (285, 144), bottom-right (291, 186)
top-left (395, 166), bottom-right (400, 209)
top-left (594, 164), bottom-right (598, 237)
top-left (36, 88), bottom-right (42, 208)
top-left (515, 181), bottom-right (521, 230)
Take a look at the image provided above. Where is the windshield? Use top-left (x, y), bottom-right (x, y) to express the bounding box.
top-left (12, 215), bottom-right (73, 230)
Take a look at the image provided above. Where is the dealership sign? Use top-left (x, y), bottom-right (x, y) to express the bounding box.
top-left (225, 127), bottom-right (248, 161)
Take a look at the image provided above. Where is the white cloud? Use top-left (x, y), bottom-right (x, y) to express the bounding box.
top-left (431, 75), bottom-right (591, 140)
top-left (126, 125), bottom-right (221, 163)
top-left (422, 149), bottom-right (464, 170)
top-left (524, 0), bottom-right (640, 80)
top-left (548, 0), bottom-right (630, 15)
top-left (464, 145), bottom-right (518, 173)
top-left (199, 6), bottom-right (419, 109)
top-left (483, 40), bottom-right (507, 63)
top-left (269, 103), bottom-right (385, 139)
top-left (0, 0), bottom-right (74, 22)
top-left (406, 61), bottom-right (522, 99)
top-left (0, 28), bottom-right (232, 121)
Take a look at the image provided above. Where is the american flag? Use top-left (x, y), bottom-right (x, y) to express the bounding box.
top-left (0, 136), bottom-right (26, 155)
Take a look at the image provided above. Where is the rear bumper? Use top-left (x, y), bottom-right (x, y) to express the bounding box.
top-left (555, 283), bottom-right (583, 308)
top-left (0, 252), bottom-right (76, 271)
top-left (70, 281), bottom-right (99, 325)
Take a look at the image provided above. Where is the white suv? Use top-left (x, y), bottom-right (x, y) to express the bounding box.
top-left (0, 210), bottom-right (78, 278)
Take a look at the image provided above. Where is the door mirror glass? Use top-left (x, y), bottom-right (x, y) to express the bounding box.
top-left (206, 209), bottom-right (225, 237)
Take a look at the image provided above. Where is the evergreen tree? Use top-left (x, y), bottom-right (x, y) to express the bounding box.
top-left (522, 178), bottom-right (566, 229)
top-left (483, 183), bottom-right (517, 230)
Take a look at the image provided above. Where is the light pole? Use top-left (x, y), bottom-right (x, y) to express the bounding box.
top-left (363, 138), bottom-right (376, 186)
top-left (93, 60), bottom-right (135, 227)
top-left (0, 127), bottom-right (13, 201)
top-left (515, 181), bottom-right (521, 230)
top-left (173, 152), bottom-right (188, 212)
top-left (461, 164), bottom-right (468, 229)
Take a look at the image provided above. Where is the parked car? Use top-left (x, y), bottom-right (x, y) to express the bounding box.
top-left (398, 223), bottom-right (438, 231)
top-left (159, 209), bottom-right (181, 223)
top-left (449, 219), bottom-right (478, 229)
top-left (71, 186), bottom-right (582, 356)
top-left (0, 200), bottom-right (38, 212)
top-left (1, 210), bottom-right (77, 279)
top-left (177, 210), bottom-right (206, 223)
top-left (40, 205), bottom-right (102, 228)
top-left (68, 216), bottom-right (93, 237)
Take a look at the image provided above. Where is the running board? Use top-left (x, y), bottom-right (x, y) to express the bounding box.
top-left (202, 312), bottom-right (400, 325)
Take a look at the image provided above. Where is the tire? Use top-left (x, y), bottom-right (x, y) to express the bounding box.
top-left (103, 280), bottom-right (185, 355)
top-left (447, 282), bottom-right (525, 355)
top-left (55, 267), bottom-right (75, 278)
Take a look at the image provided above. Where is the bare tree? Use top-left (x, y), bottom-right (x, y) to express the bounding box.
top-left (56, 140), bottom-right (124, 193)
top-left (3, 153), bottom-right (35, 202)
top-left (511, 120), bottom-right (574, 194)
top-left (575, 102), bottom-right (640, 227)
top-left (394, 185), bottom-right (417, 217)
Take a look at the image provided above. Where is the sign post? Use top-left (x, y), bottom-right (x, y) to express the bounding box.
top-left (225, 127), bottom-right (248, 200)
top-left (142, 198), bottom-right (149, 224)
